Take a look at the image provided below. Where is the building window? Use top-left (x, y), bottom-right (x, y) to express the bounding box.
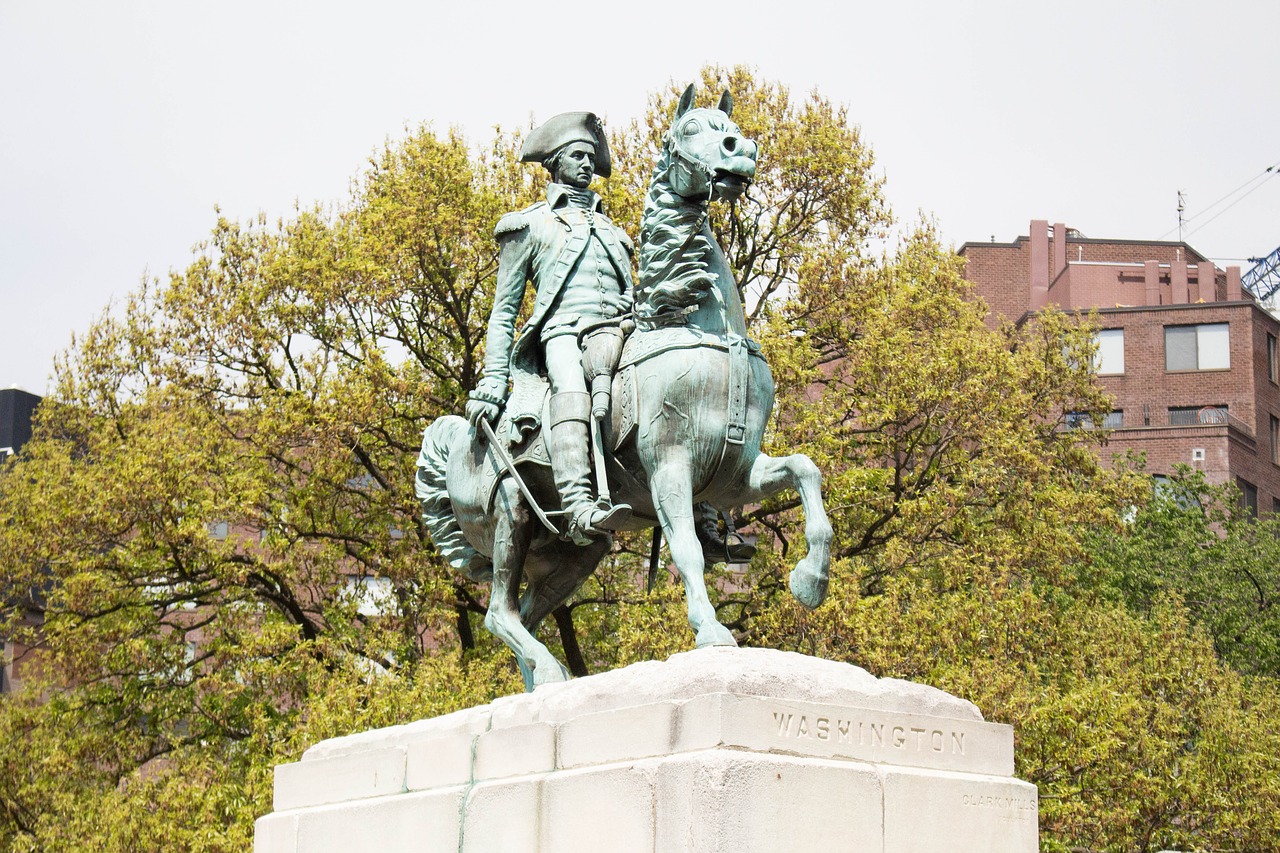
top-left (1065, 410), bottom-right (1123, 430)
top-left (345, 576), bottom-right (392, 617)
top-left (1094, 329), bottom-right (1125, 375)
top-left (1269, 333), bottom-right (1279, 384)
top-left (1272, 415), bottom-right (1280, 465)
top-left (1237, 477), bottom-right (1258, 518)
top-left (1165, 323), bottom-right (1230, 371)
top-left (1152, 474), bottom-right (1202, 508)
top-left (1168, 405), bottom-right (1227, 426)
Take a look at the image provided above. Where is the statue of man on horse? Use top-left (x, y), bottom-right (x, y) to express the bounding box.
top-left (418, 86), bottom-right (832, 690)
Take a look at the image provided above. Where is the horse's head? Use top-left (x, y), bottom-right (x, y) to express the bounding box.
top-left (663, 84), bottom-right (758, 203)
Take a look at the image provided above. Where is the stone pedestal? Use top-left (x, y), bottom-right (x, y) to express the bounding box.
top-left (255, 648), bottom-right (1038, 852)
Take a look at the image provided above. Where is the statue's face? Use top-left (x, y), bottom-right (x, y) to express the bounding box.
top-left (553, 141), bottom-right (596, 189)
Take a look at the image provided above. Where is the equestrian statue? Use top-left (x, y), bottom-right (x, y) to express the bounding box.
top-left (417, 84), bottom-right (832, 690)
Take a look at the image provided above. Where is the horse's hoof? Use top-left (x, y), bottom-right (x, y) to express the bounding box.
top-left (790, 565), bottom-right (829, 610)
top-left (695, 622), bottom-right (738, 648)
top-left (530, 658), bottom-right (571, 689)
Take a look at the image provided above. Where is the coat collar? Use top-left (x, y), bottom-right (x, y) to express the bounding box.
top-left (546, 183), bottom-right (603, 212)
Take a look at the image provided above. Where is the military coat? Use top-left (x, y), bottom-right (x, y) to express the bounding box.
top-left (477, 184), bottom-right (635, 401)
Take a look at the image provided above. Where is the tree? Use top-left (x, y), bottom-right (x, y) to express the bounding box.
top-left (1080, 466), bottom-right (1280, 678)
top-left (0, 126), bottom-right (536, 850)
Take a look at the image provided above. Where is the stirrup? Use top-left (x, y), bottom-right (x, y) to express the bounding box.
top-left (588, 501), bottom-right (632, 532)
top-left (702, 532), bottom-right (757, 566)
top-left (567, 501), bottom-right (633, 544)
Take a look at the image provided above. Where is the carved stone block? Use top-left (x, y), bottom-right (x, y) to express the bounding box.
top-left (297, 790), bottom-right (464, 853)
top-left (272, 746), bottom-right (407, 811)
top-left (882, 767), bottom-right (1039, 853)
top-left (653, 750), bottom-right (883, 852)
top-left (255, 648), bottom-right (1038, 852)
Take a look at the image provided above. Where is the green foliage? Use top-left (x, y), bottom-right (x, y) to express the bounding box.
top-left (753, 569), bottom-right (1280, 851)
top-left (0, 124), bottom-right (534, 851)
top-left (758, 229), bottom-right (1131, 595)
top-left (0, 652), bottom-right (518, 851)
top-left (1, 65), bottom-right (1278, 852)
top-left (1081, 467), bottom-right (1280, 678)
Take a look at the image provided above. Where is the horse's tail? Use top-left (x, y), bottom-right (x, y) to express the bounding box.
top-left (416, 415), bottom-right (491, 582)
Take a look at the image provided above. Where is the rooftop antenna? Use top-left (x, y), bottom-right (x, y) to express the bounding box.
top-left (1177, 190), bottom-right (1186, 241)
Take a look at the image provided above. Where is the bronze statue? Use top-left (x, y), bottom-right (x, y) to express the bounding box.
top-left (465, 112), bottom-right (633, 546)
top-left (418, 86), bottom-right (831, 689)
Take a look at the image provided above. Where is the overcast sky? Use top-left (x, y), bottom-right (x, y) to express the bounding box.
top-left (3, 0), bottom-right (1277, 395)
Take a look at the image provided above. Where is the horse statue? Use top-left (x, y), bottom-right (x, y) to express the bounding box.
top-left (416, 84), bottom-right (831, 690)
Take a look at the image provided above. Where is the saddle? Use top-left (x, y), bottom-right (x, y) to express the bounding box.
top-left (478, 324), bottom-right (760, 515)
top-left (478, 367), bottom-right (640, 515)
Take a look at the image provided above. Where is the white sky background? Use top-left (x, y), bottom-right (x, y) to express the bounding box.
top-left (2, 0), bottom-right (1277, 394)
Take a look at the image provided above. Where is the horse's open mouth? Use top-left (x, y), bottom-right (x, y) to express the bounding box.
top-left (713, 170), bottom-right (750, 199)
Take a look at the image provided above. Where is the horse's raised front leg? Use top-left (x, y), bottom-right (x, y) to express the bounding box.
top-left (651, 453), bottom-right (736, 648)
top-left (483, 477), bottom-right (570, 690)
top-left (741, 452), bottom-right (832, 609)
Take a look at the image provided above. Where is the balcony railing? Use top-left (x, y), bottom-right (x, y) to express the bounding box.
top-left (1165, 406), bottom-right (1253, 436)
top-left (1066, 407), bottom-right (1255, 437)
top-left (1169, 407), bottom-right (1224, 426)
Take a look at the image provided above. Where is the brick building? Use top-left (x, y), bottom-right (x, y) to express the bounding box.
top-left (960, 220), bottom-right (1280, 514)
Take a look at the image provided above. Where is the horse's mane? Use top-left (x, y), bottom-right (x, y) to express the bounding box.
top-left (636, 149), bottom-right (716, 324)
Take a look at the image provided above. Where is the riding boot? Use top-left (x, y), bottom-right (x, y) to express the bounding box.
top-left (549, 392), bottom-right (631, 545)
top-left (695, 503), bottom-right (757, 567)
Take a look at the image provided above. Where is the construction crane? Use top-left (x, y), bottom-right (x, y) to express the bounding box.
top-left (1243, 244), bottom-right (1280, 302)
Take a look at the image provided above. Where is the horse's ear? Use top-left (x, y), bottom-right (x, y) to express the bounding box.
top-left (717, 90), bottom-right (733, 117)
top-left (676, 84), bottom-right (696, 118)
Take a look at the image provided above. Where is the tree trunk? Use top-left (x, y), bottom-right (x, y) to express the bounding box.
top-left (553, 605), bottom-right (588, 677)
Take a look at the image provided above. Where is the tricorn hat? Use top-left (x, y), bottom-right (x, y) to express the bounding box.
top-left (520, 111), bottom-right (611, 178)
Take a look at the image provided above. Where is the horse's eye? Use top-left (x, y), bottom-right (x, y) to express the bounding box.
top-left (681, 120), bottom-right (701, 136)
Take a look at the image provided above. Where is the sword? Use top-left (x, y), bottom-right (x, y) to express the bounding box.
top-left (591, 414), bottom-right (611, 505)
top-left (479, 418), bottom-right (562, 535)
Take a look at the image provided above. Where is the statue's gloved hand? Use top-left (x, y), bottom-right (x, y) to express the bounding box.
top-left (467, 375), bottom-right (508, 429)
top-left (466, 398), bottom-right (501, 428)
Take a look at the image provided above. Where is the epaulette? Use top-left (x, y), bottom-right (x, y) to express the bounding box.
top-left (494, 211), bottom-right (529, 238)
top-left (617, 228), bottom-right (635, 254)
